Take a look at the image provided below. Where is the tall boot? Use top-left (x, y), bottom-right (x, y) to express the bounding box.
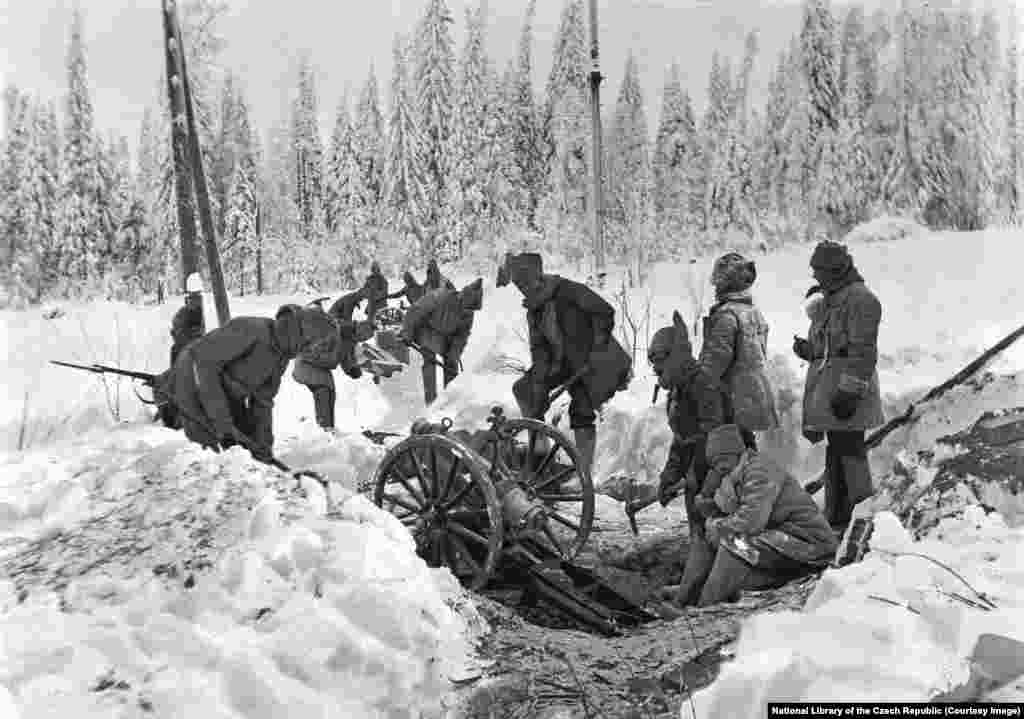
top-left (822, 440), bottom-right (845, 528)
top-left (676, 532), bottom-right (715, 607)
top-left (421, 351), bottom-right (438, 405)
top-left (839, 455), bottom-right (874, 523)
top-left (573, 426), bottom-right (597, 478)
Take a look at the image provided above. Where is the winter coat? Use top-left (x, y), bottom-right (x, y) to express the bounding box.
top-left (524, 275), bottom-right (632, 408)
top-left (802, 274), bottom-right (885, 432)
top-left (699, 292), bottom-right (779, 431)
top-left (661, 365), bottom-right (724, 485)
top-left (170, 302), bottom-right (205, 349)
top-left (167, 316), bottom-right (300, 457)
top-left (292, 314), bottom-right (342, 389)
top-left (425, 268), bottom-right (455, 293)
top-left (402, 288), bottom-right (474, 361)
top-left (706, 451), bottom-right (837, 567)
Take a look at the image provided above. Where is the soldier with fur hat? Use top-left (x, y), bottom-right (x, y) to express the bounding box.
top-left (667, 424), bottom-right (837, 608)
top-left (700, 252), bottom-right (779, 445)
top-left (400, 277), bottom-right (485, 404)
top-left (497, 252), bottom-right (632, 476)
top-left (794, 240), bottom-right (884, 531)
top-left (165, 304), bottom-right (336, 464)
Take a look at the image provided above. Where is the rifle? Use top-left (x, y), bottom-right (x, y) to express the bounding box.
top-left (50, 360), bottom-right (158, 386)
top-left (50, 360), bottom-right (325, 485)
top-left (403, 338), bottom-right (449, 370)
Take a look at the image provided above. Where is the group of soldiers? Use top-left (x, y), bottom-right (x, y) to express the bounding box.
top-left (646, 239), bottom-right (882, 610)
top-left (158, 239), bottom-right (882, 611)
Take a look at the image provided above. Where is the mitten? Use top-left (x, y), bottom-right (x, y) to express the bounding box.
top-left (792, 336), bottom-right (813, 361)
top-left (830, 389), bottom-right (860, 421)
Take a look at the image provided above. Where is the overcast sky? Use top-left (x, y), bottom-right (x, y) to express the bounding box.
top-left (0, 0), bottom-right (1018, 152)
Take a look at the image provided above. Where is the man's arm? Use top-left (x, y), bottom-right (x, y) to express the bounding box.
top-left (716, 462), bottom-right (783, 537)
top-left (698, 311), bottom-right (739, 384)
top-left (843, 289), bottom-right (882, 387)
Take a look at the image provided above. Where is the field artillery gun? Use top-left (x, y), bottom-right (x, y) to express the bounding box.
top-left (366, 406), bottom-right (656, 635)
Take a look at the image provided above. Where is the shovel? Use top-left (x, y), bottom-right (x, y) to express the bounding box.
top-left (931, 633), bottom-right (1024, 703)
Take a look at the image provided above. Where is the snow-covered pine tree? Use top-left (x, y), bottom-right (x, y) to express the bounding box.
top-left (385, 33), bottom-right (430, 254)
top-left (733, 31), bottom-right (760, 136)
top-left (415, 0), bottom-right (456, 257)
top-left (1007, 6), bottom-right (1021, 217)
top-left (760, 47), bottom-right (794, 217)
top-left (212, 71), bottom-right (241, 238)
top-left (445, 0), bottom-right (490, 259)
top-left (510, 0), bottom-right (545, 229)
top-left (607, 52), bottom-right (651, 237)
top-left (800, 0), bottom-right (840, 140)
top-left (353, 66), bottom-right (386, 230)
top-left (652, 63), bottom-right (700, 234)
top-left (57, 8), bottom-right (105, 285)
top-left (15, 100), bottom-right (61, 303)
top-left (1, 85), bottom-right (30, 286)
top-left (539, 0), bottom-right (591, 250)
top-left (699, 52), bottom-right (734, 233)
top-left (324, 95), bottom-right (353, 234)
top-left (222, 90), bottom-right (260, 294)
top-left (99, 132), bottom-right (133, 277)
top-left (291, 56), bottom-right (325, 233)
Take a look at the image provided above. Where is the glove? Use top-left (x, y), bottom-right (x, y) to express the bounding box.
top-left (657, 470), bottom-right (681, 507)
top-left (830, 389), bottom-right (860, 421)
top-left (345, 366), bottom-right (363, 379)
top-left (792, 336), bottom-right (813, 362)
top-left (693, 494), bottom-right (718, 519)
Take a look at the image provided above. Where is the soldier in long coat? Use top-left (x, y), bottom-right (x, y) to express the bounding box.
top-left (362, 261), bottom-right (389, 322)
top-left (676, 424), bottom-right (838, 607)
top-left (699, 253), bottom-right (779, 442)
top-left (497, 252), bottom-right (632, 476)
top-left (163, 305), bottom-right (336, 464)
top-left (400, 278), bottom-right (484, 404)
top-left (291, 301), bottom-right (366, 431)
top-left (793, 240), bottom-right (884, 530)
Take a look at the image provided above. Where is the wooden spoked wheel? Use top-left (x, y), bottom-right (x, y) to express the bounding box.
top-left (486, 418), bottom-right (595, 560)
top-left (371, 434), bottom-right (503, 590)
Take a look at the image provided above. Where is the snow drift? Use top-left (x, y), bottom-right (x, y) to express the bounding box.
top-left (0, 428), bottom-right (486, 719)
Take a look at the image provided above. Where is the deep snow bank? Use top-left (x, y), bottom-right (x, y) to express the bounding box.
top-left (679, 507), bottom-right (1024, 717)
top-left (0, 428), bottom-right (486, 719)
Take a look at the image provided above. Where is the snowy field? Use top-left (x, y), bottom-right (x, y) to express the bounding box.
top-left (2, 222), bottom-right (1024, 717)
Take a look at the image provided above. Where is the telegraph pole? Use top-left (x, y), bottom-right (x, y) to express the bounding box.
top-left (587, 0), bottom-right (605, 276)
top-left (161, 0), bottom-right (199, 294)
top-left (161, 0), bottom-right (231, 326)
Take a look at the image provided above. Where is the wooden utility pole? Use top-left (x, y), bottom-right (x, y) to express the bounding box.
top-left (161, 0), bottom-right (199, 294)
top-left (587, 0), bottom-right (605, 276)
top-left (162, 0), bottom-right (231, 326)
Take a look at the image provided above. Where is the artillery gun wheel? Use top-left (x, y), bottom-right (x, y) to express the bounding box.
top-left (488, 418), bottom-right (595, 560)
top-left (372, 434), bottom-right (502, 591)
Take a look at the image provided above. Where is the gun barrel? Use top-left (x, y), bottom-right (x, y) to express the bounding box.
top-left (51, 360), bottom-right (155, 384)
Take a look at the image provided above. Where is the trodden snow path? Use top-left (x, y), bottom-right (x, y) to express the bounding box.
top-left (0, 427), bottom-right (488, 719)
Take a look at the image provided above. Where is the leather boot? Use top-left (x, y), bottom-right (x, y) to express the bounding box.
top-left (573, 426), bottom-right (597, 478)
top-left (839, 455), bottom-right (874, 521)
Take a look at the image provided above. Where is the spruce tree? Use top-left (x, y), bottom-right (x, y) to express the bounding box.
top-left (653, 64), bottom-right (700, 231)
top-left (57, 8), bottom-right (104, 284)
top-left (354, 66), bottom-right (386, 230)
top-left (608, 52), bottom-right (651, 234)
top-left (386, 34), bottom-right (430, 251)
top-left (510, 0), bottom-right (544, 228)
top-left (414, 0), bottom-right (456, 256)
top-left (291, 56), bottom-right (325, 233)
top-left (324, 95), bottom-right (353, 233)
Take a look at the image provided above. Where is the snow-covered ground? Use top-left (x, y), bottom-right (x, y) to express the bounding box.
top-left (1, 222), bottom-right (1023, 717)
top-left (681, 507), bottom-right (1024, 716)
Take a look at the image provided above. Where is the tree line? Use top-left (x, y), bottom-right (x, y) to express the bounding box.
top-left (1, 0), bottom-right (1020, 306)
